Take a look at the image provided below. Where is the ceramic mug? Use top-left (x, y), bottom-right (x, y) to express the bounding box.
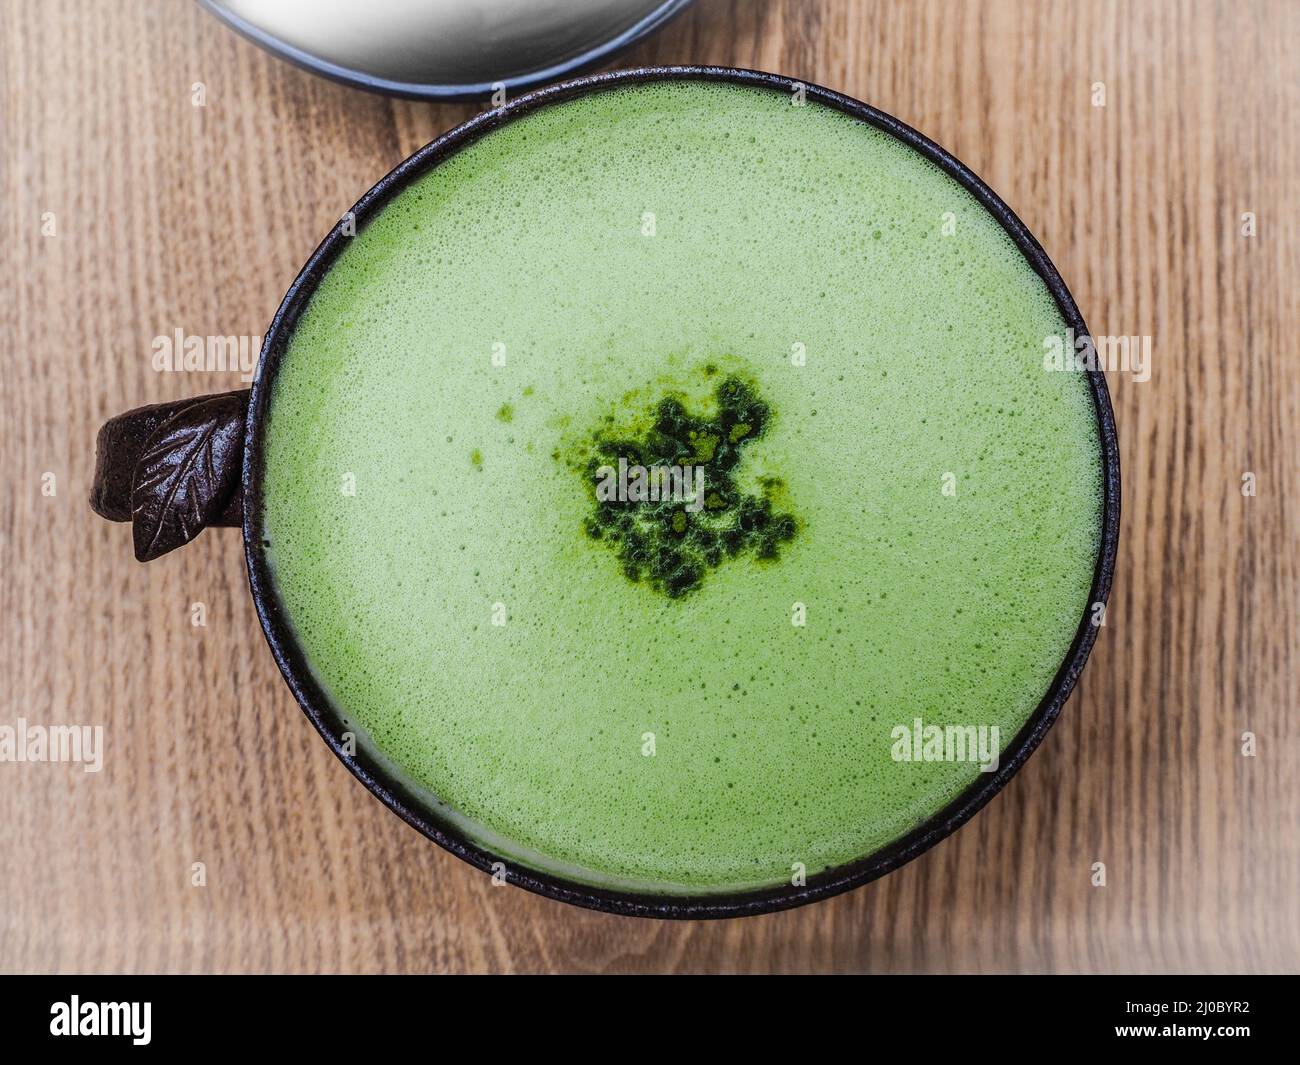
top-left (90, 66), bottom-right (1121, 918)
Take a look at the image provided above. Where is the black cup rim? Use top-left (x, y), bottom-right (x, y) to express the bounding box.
top-left (242, 65), bottom-right (1121, 920)
top-left (197, 0), bottom-right (696, 102)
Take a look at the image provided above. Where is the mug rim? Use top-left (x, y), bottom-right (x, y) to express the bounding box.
top-left (197, 0), bottom-right (697, 102)
top-left (242, 65), bottom-right (1121, 919)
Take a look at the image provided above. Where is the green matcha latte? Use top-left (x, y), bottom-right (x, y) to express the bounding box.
top-left (259, 79), bottom-right (1103, 893)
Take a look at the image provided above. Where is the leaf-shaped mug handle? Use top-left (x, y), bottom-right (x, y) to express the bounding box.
top-left (89, 390), bottom-right (249, 561)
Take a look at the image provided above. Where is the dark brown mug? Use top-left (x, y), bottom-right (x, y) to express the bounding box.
top-left (90, 66), bottom-right (1121, 918)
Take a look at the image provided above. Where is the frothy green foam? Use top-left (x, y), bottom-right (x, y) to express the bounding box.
top-left (260, 80), bottom-right (1103, 892)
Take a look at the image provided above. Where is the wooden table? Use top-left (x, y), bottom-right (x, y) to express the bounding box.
top-left (2, 0), bottom-right (1296, 974)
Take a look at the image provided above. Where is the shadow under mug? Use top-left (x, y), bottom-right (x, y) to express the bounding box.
top-left (90, 65), bottom-right (1121, 919)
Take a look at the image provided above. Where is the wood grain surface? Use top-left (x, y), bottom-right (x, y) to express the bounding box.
top-left (2, 0), bottom-right (1297, 974)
